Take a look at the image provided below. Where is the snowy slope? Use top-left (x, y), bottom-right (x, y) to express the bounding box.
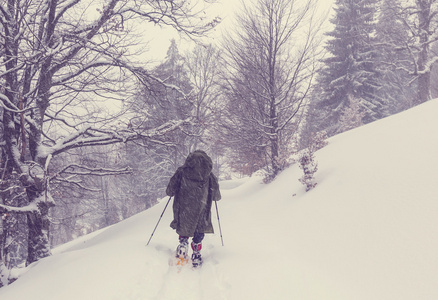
top-left (1, 99), bottom-right (438, 299)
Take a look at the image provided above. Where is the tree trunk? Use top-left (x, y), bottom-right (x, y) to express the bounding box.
top-left (270, 103), bottom-right (280, 177)
top-left (0, 261), bottom-right (8, 288)
top-left (0, 217), bottom-right (4, 288)
top-left (417, 72), bottom-right (431, 104)
top-left (26, 198), bottom-right (52, 266)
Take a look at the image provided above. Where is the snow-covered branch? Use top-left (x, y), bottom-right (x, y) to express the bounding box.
top-left (54, 0), bottom-right (80, 26)
top-left (37, 117), bottom-right (193, 160)
top-left (120, 0), bottom-right (220, 37)
top-left (56, 164), bottom-right (131, 177)
top-left (0, 202), bottom-right (39, 214)
top-left (0, 192), bottom-right (54, 215)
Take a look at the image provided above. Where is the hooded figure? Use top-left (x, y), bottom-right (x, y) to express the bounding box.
top-left (166, 150), bottom-right (221, 237)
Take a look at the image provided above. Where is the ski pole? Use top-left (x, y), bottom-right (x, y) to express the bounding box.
top-left (214, 200), bottom-right (224, 246)
top-left (146, 196), bottom-right (172, 246)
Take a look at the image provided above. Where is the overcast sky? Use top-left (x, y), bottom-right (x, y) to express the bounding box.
top-left (145, 0), bottom-right (335, 62)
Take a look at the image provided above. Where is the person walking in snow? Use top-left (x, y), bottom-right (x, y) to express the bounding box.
top-left (166, 150), bottom-right (221, 267)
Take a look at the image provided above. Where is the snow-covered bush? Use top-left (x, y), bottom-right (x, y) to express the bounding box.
top-left (296, 130), bottom-right (327, 191)
top-left (298, 149), bottom-right (318, 192)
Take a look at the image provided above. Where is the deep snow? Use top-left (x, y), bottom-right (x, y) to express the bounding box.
top-left (1, 99), bottom-right (438, 299)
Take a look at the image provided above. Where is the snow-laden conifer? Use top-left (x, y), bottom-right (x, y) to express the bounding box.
top-left (311, 0), bottom-right (382, 136)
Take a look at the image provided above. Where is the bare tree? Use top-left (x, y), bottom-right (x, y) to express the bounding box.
top-left (396, 0), bottom-right (438, 105)
top-left (185, 44), bottom-right (223, 151)
top-left (221, 0), bottom-right (324, 178)
top-left (0, 0), bottom-right (218, 270)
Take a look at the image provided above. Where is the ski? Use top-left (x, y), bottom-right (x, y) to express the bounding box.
top-left (168, 239), bottom-right (204, 271)
top-left (168, 255), bottom-right (202, 272)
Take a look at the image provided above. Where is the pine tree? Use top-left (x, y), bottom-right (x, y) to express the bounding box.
top-left (298, 149), bottom-right (318, 192)
top-left (153, 39), bottom-right (193, 129)
top-left (133, 39), bottom-right (194, 169)
top-left (313, 0), bottom-right (382, 136)
top-left (375, 0), bottom-right (415, 113)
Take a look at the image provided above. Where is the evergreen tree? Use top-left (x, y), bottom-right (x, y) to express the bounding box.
top-left (298, 149), bottom-right (318, 192)
top-left (313, 0), bottom-right (382, 136)
top-left (131, 39), bottom-right (194, 170)
top-left (375, 0), bottom-right (415, 112)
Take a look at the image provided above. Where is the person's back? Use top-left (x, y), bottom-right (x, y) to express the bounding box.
top-left (166, 150), bottom-right (221, 268)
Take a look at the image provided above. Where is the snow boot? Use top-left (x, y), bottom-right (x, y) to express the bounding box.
top-left (175, 236), bottom-right (189, 266)
top-left (191, 241), bottom-right (203, 268)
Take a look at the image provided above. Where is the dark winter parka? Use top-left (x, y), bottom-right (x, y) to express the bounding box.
top-left (166, 150), bottom-right (221, 237)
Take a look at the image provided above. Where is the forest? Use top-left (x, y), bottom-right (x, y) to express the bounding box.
top-left (1, 0), bottom-right (437, 286)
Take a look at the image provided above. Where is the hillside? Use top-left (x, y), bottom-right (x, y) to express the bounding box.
top-left (0, 99), bottom-right (437, 299)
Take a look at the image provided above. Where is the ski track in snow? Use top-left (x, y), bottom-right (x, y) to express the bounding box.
top-left (145, 244), bottom-right (228, 300)
top-left (104, 241), bottom-right (230, 300)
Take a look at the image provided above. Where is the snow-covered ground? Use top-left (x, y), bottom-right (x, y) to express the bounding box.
top-left (1, 99), bottom-right (438, 299)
